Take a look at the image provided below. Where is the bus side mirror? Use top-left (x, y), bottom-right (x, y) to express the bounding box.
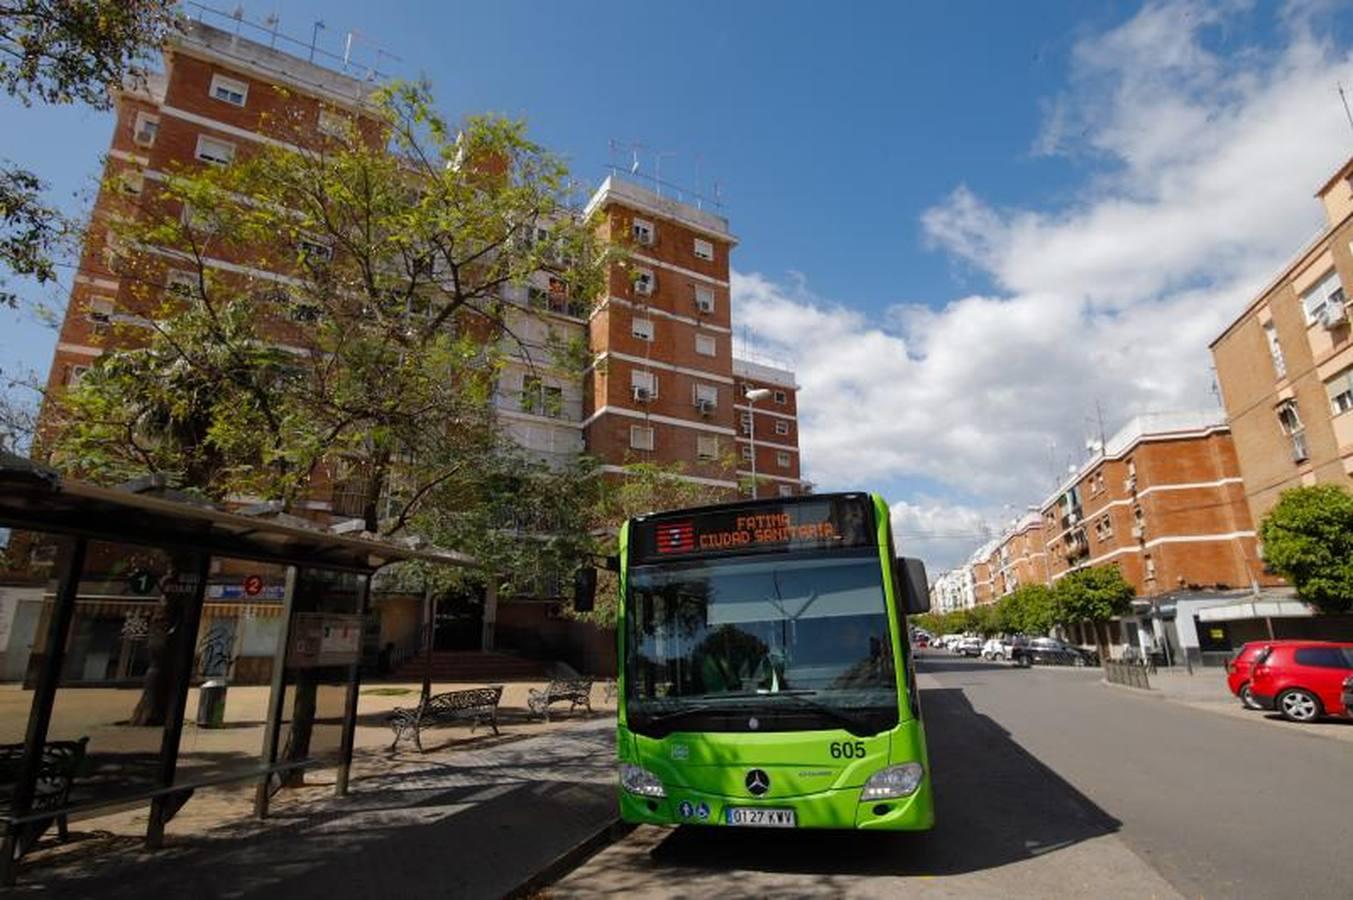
top-left (574, 566), bottom-right (597, 613)
top-left (897, 557), bottom-right (930, 615)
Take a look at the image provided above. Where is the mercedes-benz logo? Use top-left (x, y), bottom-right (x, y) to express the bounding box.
top-left (745, 769), bottom-right (770, 796)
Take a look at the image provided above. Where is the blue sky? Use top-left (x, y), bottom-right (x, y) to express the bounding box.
top-left (3, 1), bottom-right (1353, 568)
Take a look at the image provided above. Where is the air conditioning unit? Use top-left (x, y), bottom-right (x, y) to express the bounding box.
top-left (1321, 299), bottom-right (1347, 329)
top-left (632, 386), bottom-right (653, 402)
top-left (695, 398), bottom-right (716, 415)
top-left (1131, 524), bottom-right (1145, 540)
top-left (634, 278), bottom-right (653, 297)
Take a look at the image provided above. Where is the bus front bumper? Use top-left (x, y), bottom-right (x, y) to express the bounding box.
top-left (619, 780), bottom-right (934, 831)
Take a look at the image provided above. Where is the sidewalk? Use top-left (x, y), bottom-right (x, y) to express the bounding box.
top-left (16, 715), bottom-right (619, 899)
top-left (1104, 667), bottom-right (1353, 744)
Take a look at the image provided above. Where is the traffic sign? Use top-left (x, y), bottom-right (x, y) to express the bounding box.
top-left (128, 570), bottom-right (157, 595)
top-left (243, 575), bottom-right (264, 597)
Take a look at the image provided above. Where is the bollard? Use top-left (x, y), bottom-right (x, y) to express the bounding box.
top-left (196, 680), bottom-right (228, 727)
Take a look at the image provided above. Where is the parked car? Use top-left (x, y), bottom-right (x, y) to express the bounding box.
top-left (936, 634), bottom-right (960, 651)
top-left (981, 638), bottom-right (1004, 660)
top-left (1225, 642), bottom-right (1272, 710)
top-left (1248, 641), bottom-right (1353, 722)
top-left (982, 636), bottom-right (1029, 661)
top-left (1026, 637), bottom-right (1098, 667)
top-left (1343, 675), bottom-right (1353, 717)
top-left (957, 636), bottom-right (983, 657)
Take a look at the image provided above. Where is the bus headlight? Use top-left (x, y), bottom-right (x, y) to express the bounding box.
top-left (861, 763), bottom-right (924, 800)
top-left (620, 764), bottom-right (667, 798)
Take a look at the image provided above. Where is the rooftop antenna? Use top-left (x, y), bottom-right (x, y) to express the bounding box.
top-left (263, 11), bottom-right (280, 48)
top-left (1340, 82), bottom-right (1353, 137)
top-left (309, 19), bottom-right (326, 63)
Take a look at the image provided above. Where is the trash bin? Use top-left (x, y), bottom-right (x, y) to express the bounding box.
top-left (196, 679), bottom-right (228, 728)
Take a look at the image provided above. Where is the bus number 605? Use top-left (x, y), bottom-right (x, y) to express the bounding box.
top-left (829, 741), bottom-right (867, 759)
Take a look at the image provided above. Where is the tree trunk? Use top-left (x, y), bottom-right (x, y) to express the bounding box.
top-left (129, 604), bottom-right (175, 726)
top-left (280, 669), bottom-right (319, 787)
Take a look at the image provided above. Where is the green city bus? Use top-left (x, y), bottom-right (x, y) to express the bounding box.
top-left (611, 492), bottom-right (935, 831)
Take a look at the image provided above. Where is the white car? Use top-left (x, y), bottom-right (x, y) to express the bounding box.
top-left (957, 636), bottom-right (983, 657)
top-left (981, 638), bottom-right (1004, 660)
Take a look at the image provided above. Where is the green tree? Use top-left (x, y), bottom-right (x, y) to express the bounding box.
top-left (1052, 565), bottom-right (1134, 656)
top-left (47, 85), bottom-right (614, 744)
top-left (998, 584), bottom-right (1057, 636)
top-left (0, 1), bottom-right (179, 306)
top-left (1259, 484), bottom-right (1353, 614)
top-left (50, 83), bottom-right (612, 532)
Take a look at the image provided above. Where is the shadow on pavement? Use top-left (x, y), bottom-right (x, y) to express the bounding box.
top-left (15, 722), bottom-right (618, 900)
top-left (645, 687), bottom-right (1120, 878)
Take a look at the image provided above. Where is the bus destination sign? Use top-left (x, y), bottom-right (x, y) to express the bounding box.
top-left (632, 496), bottom-right (873, 564)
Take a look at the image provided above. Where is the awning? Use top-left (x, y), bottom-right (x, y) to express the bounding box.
top-left (1196, 599), bottom-right (1315, 622)
top-left (0, 452), bottom-right (474, 574)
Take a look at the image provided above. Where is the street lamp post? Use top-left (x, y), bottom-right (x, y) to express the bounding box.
top-left (744, 388), bottom-right (772, 498)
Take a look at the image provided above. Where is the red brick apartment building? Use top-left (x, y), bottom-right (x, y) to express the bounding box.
top-left (938, 412), bottom-right (1283, 663)
top-left (42, 17), bottom-right (806, 503)
top-left (15, 14), bottom-right (807, 679)
top-left (1211, 156), bottom-right (1353, 523)
top-left (1207, 155), bottom-right (1353, 649)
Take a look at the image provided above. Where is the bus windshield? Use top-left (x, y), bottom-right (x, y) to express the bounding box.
top-left (625, 549), bottom-right (898, 733)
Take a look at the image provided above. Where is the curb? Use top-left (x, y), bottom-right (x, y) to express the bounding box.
top-left (504, 818), bottom-right (634, 899)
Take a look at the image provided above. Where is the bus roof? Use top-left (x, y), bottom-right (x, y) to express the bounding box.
top-left (630, 491), bottom-right (878, 525)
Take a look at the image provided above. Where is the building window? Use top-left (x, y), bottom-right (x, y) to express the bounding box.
top-left (776, 451), bottom-right (791, 468)
top-left (209, 74), bottom-right (249, 107)
top-left (1276, 399), bottom-right (1308, 462)
top-left (630, 424), bottom-right (654, 451)
top-left (695, 333), bottom-right (716, 356)
top-left (773, 390), bottom-right (787, 405)
top-left (739, 412), bottom-right (751, 433)
top-left (634, 268), bottom-right (655, 297)
top-left (298, 237), bottom-right (334, 263)
top-left (133, 112), bottom-right (159, 147)
top-left (631, 218), bottom-right (655, 246)
top-left (520, 375), bottom-right (564, 418)
top-left (119, 169), bottom-right (143, 195)
top-left (694, 383), bottom-right (719, 411)
top-left (1144, 554), bottom-right (1156, 581)
top-left (194, 134), bottom-right (235, 165)
top-left (1094, 515), bottom-right (1113, 541)
top-left (778, 484), bottom-right (794, 497)
top-left (86, 296), bottom-right (114, 324)
top-left (694, 285), bottom-right (715, 313)
top-left (630, 369), bottom-right (657, 399)
top-left (318, 108), bottom-right (349, 138)
top-left (165, 270), bottom-right (196, 297)
top-left (1300, 269), bottom-right (1346, 326)
top-left (774, 420), bottom-right (789, 436)
top-left (693, 237), bottom-right (714, 261)
top-left (631, 317), bottom-right (654, 341)
top-left (741, 445), bottom-right (752, 461)
top-left (67, 365), bottom-right (90, 386)
top-left (1264, 322), bottom-right (1287, 378)
top-left (697, 434), bottom-right (719, 460)
top-left (1326, 368), bottom-right (1353, 415)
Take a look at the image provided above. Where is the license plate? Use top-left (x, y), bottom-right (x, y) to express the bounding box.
top-left (725, 807), bottom-right (796, 828)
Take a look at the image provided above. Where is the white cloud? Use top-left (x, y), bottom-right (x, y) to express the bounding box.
top-left (732, 1), bottom-right (1353, 572)
top-left (888, 499), bottom-right (1002, 572)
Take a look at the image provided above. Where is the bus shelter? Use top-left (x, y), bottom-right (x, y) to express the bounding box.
top-left (0, 453), bottom-right (473, 884)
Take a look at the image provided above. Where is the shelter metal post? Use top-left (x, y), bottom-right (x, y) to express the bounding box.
top-left (421, 583), bottom-right (434, 703)
top-left (255, 565), bottom-right (299, 819)
top-left (0, 536), bottom-right (86, 886)
top-left (335, 573), bottom-right (372, 797)
top-left (481, 579), bottom-right (498, 651)
top-left (146, 550), bottom-right (211, 849)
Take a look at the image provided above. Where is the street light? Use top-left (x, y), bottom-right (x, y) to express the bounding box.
top-left (744, 388), bottom-right (772, 498)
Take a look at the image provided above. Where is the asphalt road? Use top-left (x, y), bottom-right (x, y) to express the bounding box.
top-left (554, 655), bottom-right (1353, 899)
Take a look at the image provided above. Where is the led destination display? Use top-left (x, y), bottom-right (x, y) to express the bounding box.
top-left (630, 494), bottom-right (874, 564)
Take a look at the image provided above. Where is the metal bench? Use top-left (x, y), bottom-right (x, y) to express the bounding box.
top-left (388, 685), bottom-right (503, 752)
top-left (527, 678), bottom-right (593, 721)
top-left (0, 737), bottom-right (89, 851)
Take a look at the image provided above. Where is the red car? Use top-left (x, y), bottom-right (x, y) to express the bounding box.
top-left (1225, 642), bottom-right (1271, 709)
top-left (1248, 641), bottom-right (1353, 723)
